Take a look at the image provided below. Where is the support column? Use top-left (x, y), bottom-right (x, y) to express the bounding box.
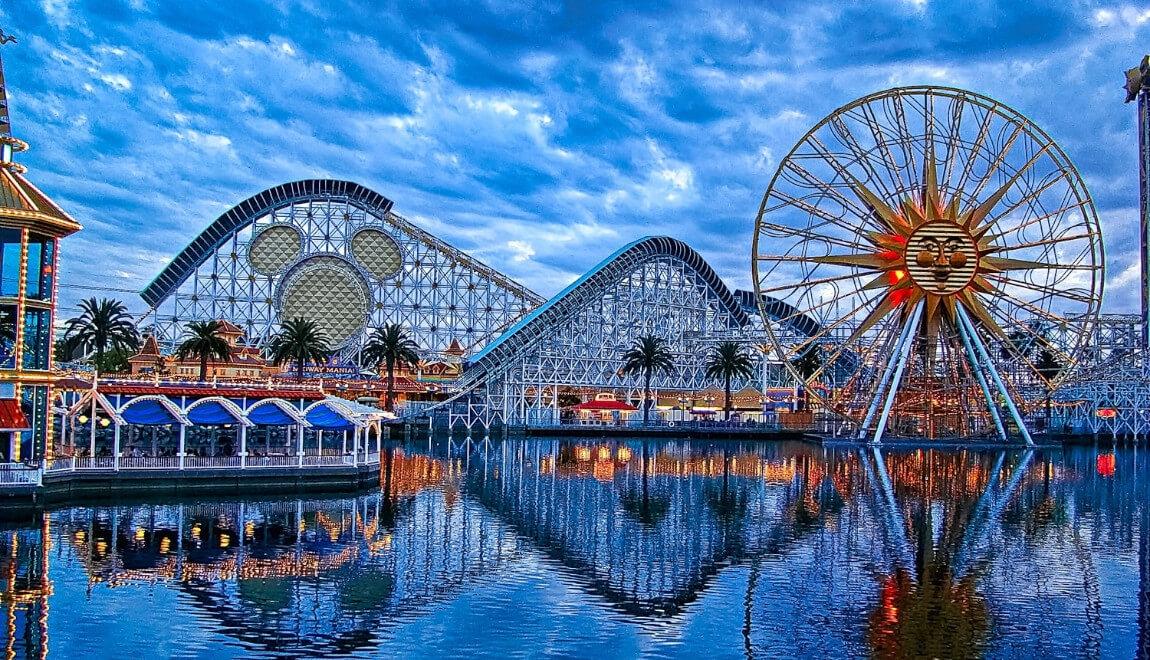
top-left (297, 424), bottom-right (304, 467)
top-left (88, 398), bottom-right (96, 469)
top-left (858, 303), bottom-right (922, 440)
top-left (342, 429), bottom-right (348, 457)
top-left (873, 302), bottom-right (924, 444)
top-left (317, 430), bottom-right (323, 460)
top-left (113, 421), bottom-right (121, 471)
top-left (956, 315), bottom-right (1008, 441)
top-left (352, 427), bottom-right (359, 467)
top-left (178, 424), bottom-right (186, 470)
top-left (239, 424), bottom-right (247, 469)
top-left (956, 306), bottom-right (1034, 446)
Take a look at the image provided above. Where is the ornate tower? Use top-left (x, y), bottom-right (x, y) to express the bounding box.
top-left (1125, 55), bottom-right (1150, 347)
top-left (0, 32), bottom-right (81, 463)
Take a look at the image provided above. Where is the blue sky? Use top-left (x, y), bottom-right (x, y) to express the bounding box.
top-left (0, 0), bottom-right (1147, 318)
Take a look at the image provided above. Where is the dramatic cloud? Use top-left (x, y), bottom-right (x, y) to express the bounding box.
top-left (0, 0), bottom-right (1146, 318)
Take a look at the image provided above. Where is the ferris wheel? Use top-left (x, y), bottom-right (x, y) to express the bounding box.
top-left (752, 86), bottom-right (1104, 442)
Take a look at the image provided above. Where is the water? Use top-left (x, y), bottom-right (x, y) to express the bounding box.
top-left (2, 438), bottom-right (1148, 658)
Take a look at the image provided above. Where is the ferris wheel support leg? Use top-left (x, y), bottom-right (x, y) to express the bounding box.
top-left (872, 302), bottom-right (925, 445)
top-left (859, 302), bottom-right (924, 440)
top-left (956, 306), bottom-right (1034, 446)
top-left (956, 312), bottom-right (1009, 441)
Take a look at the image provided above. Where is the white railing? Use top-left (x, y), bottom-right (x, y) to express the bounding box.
top-left (46, 457), bottom-right (74, 472)
top-left (0, 464), bottom-right (40, 486)
top-left (184, 456), bottom-right (242, 469)
top-left (242, 455), bottom-right (301, 468)
top-left (118, 456), bottom-right (181, 470)
top-left (35, 453), bottom-right (372, 473)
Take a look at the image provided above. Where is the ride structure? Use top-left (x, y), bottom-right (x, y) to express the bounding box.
top-left (753, 86), bottom-right (1105, 442)
top-left (440, 237), bottom-right (752, 433)
top-left (140, 179), bottom-right (544, 362)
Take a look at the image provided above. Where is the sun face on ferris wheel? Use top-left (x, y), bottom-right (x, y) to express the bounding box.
top-left (753, 86), bottom-right (1104, 439)
top-left (822, 150), bottom-right (1054, 349)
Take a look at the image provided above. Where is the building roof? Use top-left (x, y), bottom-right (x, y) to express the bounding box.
top-left (0, 399), bottom-right (29, 431)
top-left (571, 399), bottom-right (637, 411)
top-left (97, 382), bottom-right (325, 400)
top-left (0, 51), bottom-right (81, 237)
top-left (130, 335), bottom-right (161, 361)
top-left (215, 319), bottom-right (244, 335)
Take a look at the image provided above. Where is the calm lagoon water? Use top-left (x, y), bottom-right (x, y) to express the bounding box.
top-left (3, 438), bottom-right (1148, 658)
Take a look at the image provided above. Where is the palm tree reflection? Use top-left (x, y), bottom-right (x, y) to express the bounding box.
top-left (619, 442), bottom-right (670, 526)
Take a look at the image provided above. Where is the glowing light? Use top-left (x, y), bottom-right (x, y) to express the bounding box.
top-left (1097, 453), bottom-right (1116, 477)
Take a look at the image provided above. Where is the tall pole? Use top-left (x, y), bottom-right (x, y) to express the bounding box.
top-left (1125, 56), bottom-right (1150, 347)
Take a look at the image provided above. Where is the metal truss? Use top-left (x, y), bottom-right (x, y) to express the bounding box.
top-left (140, 179), bottom-right (544, 359)
top-left (440, 237), bottom-right (753, 432)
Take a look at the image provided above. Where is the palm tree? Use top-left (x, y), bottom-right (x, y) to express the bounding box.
top-left (63, 297), bottom-right (139, 374)
top-left (176, 321), bottom-right (232, 382)
top-left (1035, 348), bottom-right (1063, 432)
top-left (791, 344), bottom-right (823, 412)
top-left (704, 341), bottom-right (755, 421)
top-left (362, 324), bottom-right (421, 412)
top-left (620, 335), bottom-right (675, 426)
top-left (266, 318), bottom-right (332, 382)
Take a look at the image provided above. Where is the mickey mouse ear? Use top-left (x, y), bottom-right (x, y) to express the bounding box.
top-left (249, 225), bottom-right (302, 275)
top-left (350, 229), bottom-right (403, 279)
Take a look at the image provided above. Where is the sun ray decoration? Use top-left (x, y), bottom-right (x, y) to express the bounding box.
top-left (753, 87), bottom-right (1103, 441)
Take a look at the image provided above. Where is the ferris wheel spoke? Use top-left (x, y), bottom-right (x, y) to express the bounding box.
top-left (983, 274), bottom-right (1095, 308)
top-left (966, 122), bottom-right (1033, 204)
top-left (980, 302), bottom-right (1076, 366)
top-left (980, 170), bottom-right (1067, 229)
top-left (755, 269), bottom-right (868, 295)
top-left (756, 210), bottom-right (874, 251)
top-left (780, 161), bottom-right (880, 229)
top-left (848, 105), bottom-right (909, 193)
top-left (892, 93), bottom-right (923, 188)
top-left (810, 129), bottom-right (899, 202)
top-left (983, 200), bottom-right (1091, 246)
top-left (939, 94), bottom-right (967, 189)
top-left (778, 292), bottom-right (890, 360)
top-left (952, 104), bottom-right (998, 195)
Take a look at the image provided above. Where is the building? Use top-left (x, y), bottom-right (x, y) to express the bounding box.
top-left (0, 44), bottom-right (81, 462)
top-left (128, 321), bottom-right (277, 381)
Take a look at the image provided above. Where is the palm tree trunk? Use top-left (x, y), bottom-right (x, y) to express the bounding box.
top-left (725, 374), bottom-right (732, 422)
top-left (297, 354), bottom-right (305, 382)
top-left (96, 345), bottom-right (104, 376)
top-left (199, 353), bottom-right (208, 382)
top-left (386, 358), bottom-right (395, 412)
top-left (643, 370), bottom-right (651, 427)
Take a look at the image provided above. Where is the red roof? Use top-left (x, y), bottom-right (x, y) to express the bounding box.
top-left (571, 399), bottom-right (637, 411)
top-left (0, 399), bottom-right (29, 431)
top-left (97, 383), bottom-right (325, 399)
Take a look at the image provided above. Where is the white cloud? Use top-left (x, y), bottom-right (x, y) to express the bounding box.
top-left (98, 73), bottom-right (132, 91)
top-left (507, 240), bottom-right (535, 262)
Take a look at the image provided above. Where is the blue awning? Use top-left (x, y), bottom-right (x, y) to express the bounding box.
top-left (187, 401), bottom-right (240, 425)
top-left (247, 402), bottom-right (297, 426)
top-left (121, 400), bottom-right (179, 426)
top-left (305, 403), bottom-right (355, 430)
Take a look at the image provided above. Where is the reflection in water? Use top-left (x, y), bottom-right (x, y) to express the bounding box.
top-left (0, 440), bottom-right (1147, 658)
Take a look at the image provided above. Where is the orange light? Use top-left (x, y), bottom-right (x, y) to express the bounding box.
top-left (1096, 408), bottom-right (1117, 418)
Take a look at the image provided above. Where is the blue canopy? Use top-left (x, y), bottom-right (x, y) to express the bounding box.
top-left (305, 403), bottom-right (356, 431)
top-left (121, 399), bottom-right (179, 426)
top-left (247, 402), bottom-right (297, 426)
top-left (187, 401), bottom-right (240, 425)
